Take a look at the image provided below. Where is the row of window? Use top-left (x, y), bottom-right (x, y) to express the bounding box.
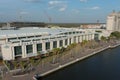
top-left (61, 31), bottom-right (84, 35)
top-left (14, 39), bottom-right (68, 56)
top-left (8, 35), bottom-right (42, 41)
top-left (14, 34), bottom-right (95, 56)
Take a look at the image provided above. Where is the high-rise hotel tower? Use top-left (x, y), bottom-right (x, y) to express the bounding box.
top-left (106, 11), bottom-right (120, 31)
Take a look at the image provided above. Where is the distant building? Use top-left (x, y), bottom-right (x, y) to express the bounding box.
top-left (106, 11), bottom-right (120, 31)
top-left (80, 23), bottom-right (106, 29)
top-left (0, 22), bottom-right (46, 28)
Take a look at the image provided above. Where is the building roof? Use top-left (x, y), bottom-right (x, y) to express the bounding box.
top-left (0, 27), bottom-right (84, 38)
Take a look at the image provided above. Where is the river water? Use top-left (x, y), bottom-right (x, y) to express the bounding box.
top-left (40, 46), bottom-right (120, 80)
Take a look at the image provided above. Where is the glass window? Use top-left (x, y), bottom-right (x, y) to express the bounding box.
top-left (28, 36), bottom-right (34, 38)
top-left (8, 38), bottom-right (17, 41)
top-left (94, 34), bottom-right (99, 40)
top-left (46, 42), bottom-right (50, 50)
top-left (69, 38), bottom-right (71, 44)
top-left (65, 39), bottom-right (68, 45)
top-left (53, 41), bottom-right (57, 48)
top-left (74, 36), bottom-right (76, 43)
top-left (73, 32), bottom-right (75, 34)
top-left (37, 43), bottom-right (42, 52)
top-left (26, 45), bottom-right (33, 54)
top-left (14, 46), bottom-right (22, 56)
top-left (82, 35), bottom-right (84, 41)
top-left (18, 37), bottom-right (26, 39)
top-left (78, 36), bottom-right (80, 42)
top-left (69, 32), bottom-right (72, 34)
top-left (59, 40), bottom-right (63, 47)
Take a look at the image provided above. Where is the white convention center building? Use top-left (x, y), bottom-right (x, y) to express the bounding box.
top-left (0, 27), bottom-right (99, 60)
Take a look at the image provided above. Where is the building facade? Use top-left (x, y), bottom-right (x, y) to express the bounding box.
top-left (106, 11), bottom-right (120, 31)
top-left (0, 27), bottom-right (98, 60)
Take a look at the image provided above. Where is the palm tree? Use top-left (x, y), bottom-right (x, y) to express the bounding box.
top-left (13, 61), bottom-right (18, 69)
top-left (19, 61), bottom-right (26, 72)
top-left (51, 48), bottom-right (60, 64)
top-left (29, 58), bottom-right (35, 69)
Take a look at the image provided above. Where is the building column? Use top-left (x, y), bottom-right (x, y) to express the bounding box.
top-left (80, 36), bottom-right (82, 42)
top-left (50, 41), bottom-right (53, 50)
top-left (22, 44), bottom-right (26, 58)
top-left (89, 34), bottom-right (91, 40)
top-left (33, 43), bottom-right (37, 55)
top-left (11, 46), bottom-right (15, 60)
top-left (76, 36), bottom-right (79, 43)
top-left (57, 40), bottom-right (60, 48)
top-left (63, 39), bottom-right (65, 47)
top-left (92, 34), bottom-right (94, 40)
top-left (42, 42), bottom-right (46, 52)
top-left (71, 37), bottom-right (74, 44)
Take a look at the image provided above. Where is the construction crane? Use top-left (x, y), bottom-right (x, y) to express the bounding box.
top-left (44, 10), bottom-right (52, 23)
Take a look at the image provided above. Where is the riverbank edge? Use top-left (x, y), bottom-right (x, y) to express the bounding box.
top-left (39, 43), bottom-right (120, 77)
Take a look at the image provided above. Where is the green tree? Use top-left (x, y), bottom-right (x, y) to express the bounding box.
top-left (51, 48), bottom-right (60, 64)
top-left (19, 61), bottom-right (26, 72)
top-left (13, 61), bottom-right (18, 69)
top-left (110, 31), bottom-right (120, 39)
top-left (101, 36), bottom-right (107, 41)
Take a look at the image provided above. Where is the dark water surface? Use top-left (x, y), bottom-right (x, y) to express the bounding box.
top-left (41, 46), bottom-right (120, 80)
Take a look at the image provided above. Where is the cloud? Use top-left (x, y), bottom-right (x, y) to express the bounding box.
top-left (59, 5), bottom-right (67, 12)
top-left (90, 6), bottom-right (100, 10)
top-left (48, 0), bottom-right (67, 12)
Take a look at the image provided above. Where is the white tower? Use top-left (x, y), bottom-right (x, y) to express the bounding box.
top-left (106, 10), bottom-right (120, 31)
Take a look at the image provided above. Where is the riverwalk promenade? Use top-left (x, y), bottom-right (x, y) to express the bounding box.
top-left (2, 41), bottom-right (120, 80)
top-left (40, 42), bottom-right (120, 77)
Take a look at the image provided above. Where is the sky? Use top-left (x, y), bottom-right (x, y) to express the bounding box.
top-left (0, 0), bottom-right (120, 23)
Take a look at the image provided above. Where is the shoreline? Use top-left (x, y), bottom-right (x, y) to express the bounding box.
top-left (39, 43), bottom-right (120, 77)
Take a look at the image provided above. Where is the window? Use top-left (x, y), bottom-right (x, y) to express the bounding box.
top-left (82, 35), bottom-right (84, 41)
top-left (26, 45), bottom-right (33, 54)
top-left (94, 34), bottom-right (99, 41)
top-left (73, 32), bottom-right (75, 34)
top-left (53, 41), bottom-right (57, 48)
top-left (46, 42), bottom-right (50, 50)
top-left (14, 46), bottom-right (22, 56)
top-left (78, 36), bottom-right (80, 42)
top-left (65, 39), bottom-right (68, 45)
top-left (36, 35), bottom-right (41, 37)
top-left (59, 40), bottom-right (63, 47)
top-left (37, 43), bottom-right (42, 52)
top-left (18, 37), bottom-right (26, 39)
top-left (69, 38), bottom-right (71, 44)
top-left (28, 36), bottom-right (34, 38)
top-left (69, 32), bottom-right (72, 34)
top-left (8, 38), bottom-right (17, 41)
top-left (74, 36), bottom-right (76, 43)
